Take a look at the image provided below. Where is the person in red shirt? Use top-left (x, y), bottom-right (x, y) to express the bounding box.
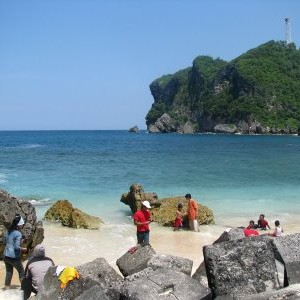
top-left (246, 220), bottom-right (255, 229)
top-left (133, 201), bottom-right (152, 245)
top-left (257, 214), bottom-right (271, 230)
top-left (243, 228), bottom-right (259, 237)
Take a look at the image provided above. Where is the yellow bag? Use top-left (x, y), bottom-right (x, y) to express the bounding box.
top-left (58, 266), bottom-right (80, 288)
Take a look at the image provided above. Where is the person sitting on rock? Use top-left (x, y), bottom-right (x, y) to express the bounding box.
top-left (21, 244), bottom-right (54, 299)
top-left (246, 220), bottom-right (255, 229)
top-left (257, 214), bottom-right (271, 230)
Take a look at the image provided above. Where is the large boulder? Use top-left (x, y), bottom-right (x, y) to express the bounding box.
top-left (273, 233), bottom-right (300, 286)
top-left (38, 258), bottom-right (123, 300)
top-left (116, 244), bottom-right (156, 277)
top-left (0, 189), bottom-right (44, 260)
top-left (44, 200), bottom-right (103, 229)
top-left (147, 254), bottom-right (193, 276)
top-left (151, 196), bottom-right (214, 226)
top-left (120, 267), bottom-right (211, 300)
top-left (120, 184), bottom-right (161, 214)
top-left (204, 235), bottom-right (279, 298)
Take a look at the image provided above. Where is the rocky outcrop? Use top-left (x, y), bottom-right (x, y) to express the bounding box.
top-left (44, 200), bottom-right (103, 229)
top-left (120, 185), bottom-right (214, 226)
top-left (128, 126), bottom-right (139, 133)
top-left (120, 184), bottom-right (161, 214)
top-left (204, 235), bottom-right (279, 298)
top-left (0, 189), bottom-right (44, 260)
top-left (199, 229), bottom-right (300, 299)
top-left (151, 196), bottom-right (214, 226)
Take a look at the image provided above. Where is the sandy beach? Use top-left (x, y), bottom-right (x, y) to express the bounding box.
top-left (1, 219), bottom-right (300, 299)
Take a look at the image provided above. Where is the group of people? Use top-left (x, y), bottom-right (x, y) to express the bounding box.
top-left (243, 214), bottom-right (283, 237)
top-left (132, 193), bottom-right (199, 246)
top-left (2, 214), bottom-right (54, 299)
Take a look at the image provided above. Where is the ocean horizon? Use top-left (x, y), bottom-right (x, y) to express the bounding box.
top-left (0, 130), bottom-right (300, 228)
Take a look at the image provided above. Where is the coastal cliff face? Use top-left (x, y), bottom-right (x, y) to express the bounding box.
top-left (146, 41), bottom-right (300, 134)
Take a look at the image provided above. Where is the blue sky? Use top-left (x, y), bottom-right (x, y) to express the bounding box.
top-left (0, 1), bottom-right (299, 130)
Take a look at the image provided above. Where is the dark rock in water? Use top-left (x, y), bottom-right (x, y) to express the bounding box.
top-left (120, 183), bottom-right (161, 213)
top-left (128, 126), bottom-right (139, 133)
top-left (0, 189), bottom-right (44, 260)
top-left (120, 267), bottom-right (211, 300)
top-left (116, 244), bottom-right (156, 277)
top-left (37, 258), bottom-right (123, 300)
top-left (273, 233), bottom-right (300, 286)
top-left (147, 254), bottom-right (193, 276)
top-left (204, 235), bottom-right (279, 298)
top-left (44, 200), bottom-right (103, 229)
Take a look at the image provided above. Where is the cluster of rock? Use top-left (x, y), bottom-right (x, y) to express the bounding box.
top-left (147, 113), bottom-right (294, 135)
top-left (44, 200), bottom-right (103, 229)
top-left (120, 183), bottom-right (215, 226)
top-left (37, 245), bottom-right (210, 300)
top-left (36, 228), bottom-right (300, 299)
top-left (0, 189), bottom-right (44, 259)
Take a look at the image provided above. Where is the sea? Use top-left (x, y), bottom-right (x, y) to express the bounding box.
top-left (1, 130), bottom-right (300, 298)
top-left (1, 130), bottom-right (300, 227)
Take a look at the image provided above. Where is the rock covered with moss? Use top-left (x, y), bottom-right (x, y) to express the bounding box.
top-left (44, 200), bottom-right (103, 229)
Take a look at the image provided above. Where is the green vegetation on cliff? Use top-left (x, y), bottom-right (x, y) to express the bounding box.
top-left (146, 41), bottom-right (300, 133)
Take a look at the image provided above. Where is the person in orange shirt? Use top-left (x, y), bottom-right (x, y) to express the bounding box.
top-left (185, 193), bottom-right (199, 232)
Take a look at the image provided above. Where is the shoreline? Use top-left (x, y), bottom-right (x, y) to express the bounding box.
top-left (2, 218), bottom-right (300, 290)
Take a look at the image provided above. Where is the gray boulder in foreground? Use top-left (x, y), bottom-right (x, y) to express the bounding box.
top-left (37, 258), bottom-right (123, 300)
top-left (213, 228), bottom-right (245, 244)
top-left (273, 233), bottom-right (300, 286)
top-left (120, 267), bottom-right (211, 300)
top-left (147, 254), bottom-right (193, 276)
top-left (116, 244), bottom-right (156, 277)
top-left (204, 235), bottom-right (279, 298)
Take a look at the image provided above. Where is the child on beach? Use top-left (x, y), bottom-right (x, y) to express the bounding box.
top-left (173, 203), bottom-right (183, 231)
top-left (269, 220), bottom-right (283, 237)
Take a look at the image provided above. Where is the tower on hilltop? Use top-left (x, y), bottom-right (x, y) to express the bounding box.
top-left (285, 17), bottom-right (292, 45)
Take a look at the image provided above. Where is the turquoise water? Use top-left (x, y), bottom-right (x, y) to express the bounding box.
top-left (0, 130), bottom-right (300, 225)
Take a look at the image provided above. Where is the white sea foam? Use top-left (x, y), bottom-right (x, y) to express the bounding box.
top-left (27, 198), bottom-right (53, 206)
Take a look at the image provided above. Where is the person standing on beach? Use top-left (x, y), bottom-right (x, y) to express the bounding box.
top-left (3, 214), bottom-right (27, 289)
top-left (185, 194), bottom-right (199, 232)
top-left (133, 201), bottom-right (152, 245)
